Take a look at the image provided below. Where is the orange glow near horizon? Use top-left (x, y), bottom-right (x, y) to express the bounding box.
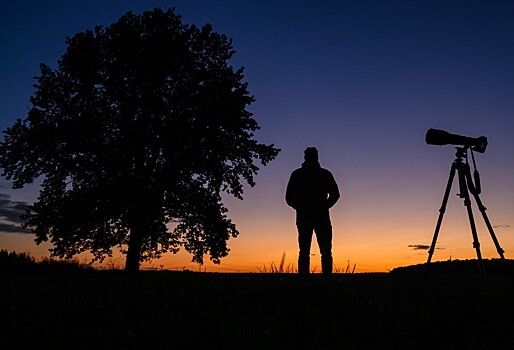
top-left (2, 139), bottom-right (514, 274)
top-left (3, 213), bottom-right (513, 273)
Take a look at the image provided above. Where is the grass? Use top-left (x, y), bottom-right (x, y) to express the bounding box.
top-left (1, 270), bottom-right (513, 349)
top-left (257, 252), bottom-right (295, 273)
top-left (257, 252), bottom-right (356, 274)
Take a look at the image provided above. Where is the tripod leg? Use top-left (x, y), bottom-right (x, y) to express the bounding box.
top-left (425, 163), bottom-right (457, 277)
top-left (467, 178), bottom-right (514, 283)
top-left (459, 167), bottom-right (487, 283)
top-left (472, 193), bottom-right (507, 258)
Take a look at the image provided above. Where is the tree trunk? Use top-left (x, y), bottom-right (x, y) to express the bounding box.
top-left (125, 221), bottom-right (144, 271)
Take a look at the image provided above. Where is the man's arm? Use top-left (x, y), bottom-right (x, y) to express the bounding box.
top-left (285, 172), bottom-right (298, 209)
top-left (326, 172), bottom-right (340, 209)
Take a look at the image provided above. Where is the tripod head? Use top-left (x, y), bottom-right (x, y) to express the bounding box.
top-left (454, 146), bottom-right (468, 161)
top-left (452, 146), bottom-right (482, 195)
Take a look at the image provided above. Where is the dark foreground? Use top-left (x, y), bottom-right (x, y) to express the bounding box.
top-left (1, 271), bottom-right (513, 349)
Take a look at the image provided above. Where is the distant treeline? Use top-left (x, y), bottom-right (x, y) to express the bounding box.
top-left (0, 250), bottom-right (93, 273)
top-left (391, 258), bottom-right (514, 275)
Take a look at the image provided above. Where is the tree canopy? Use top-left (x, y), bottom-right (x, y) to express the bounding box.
top-left (0, 8), bottom-right (279, 271)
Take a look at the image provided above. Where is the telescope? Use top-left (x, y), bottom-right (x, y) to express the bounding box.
top-left (425, 128), bottom-right (488, 153)
top-left (424, 127), bottom-right (514, 284)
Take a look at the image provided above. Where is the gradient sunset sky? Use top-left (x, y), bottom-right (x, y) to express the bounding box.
top-left (1, 0), bottom-right (513, 272)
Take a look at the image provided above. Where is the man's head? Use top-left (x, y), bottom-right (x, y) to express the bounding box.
top-left (304, 147), bottom-right (318, 163)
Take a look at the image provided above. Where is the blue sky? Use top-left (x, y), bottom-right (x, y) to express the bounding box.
top-left (1, 1), bottom-right (514, 271)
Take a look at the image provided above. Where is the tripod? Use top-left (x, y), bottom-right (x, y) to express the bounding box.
top-left (426, 146), bottom-right (511, 282)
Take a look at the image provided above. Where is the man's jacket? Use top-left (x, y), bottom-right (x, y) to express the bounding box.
top-left (286, 161), bottom-right (340, 220)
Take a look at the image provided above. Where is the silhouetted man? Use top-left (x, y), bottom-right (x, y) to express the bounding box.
top-left (286, 147), bottom-right (340, 274)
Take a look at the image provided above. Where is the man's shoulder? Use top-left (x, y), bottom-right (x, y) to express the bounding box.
top-left (319, 167), bottom-right (334, 176)
top-left (292, 166), bottom-right (332, 174)
top-left (290, 167), bottom-right (303, 176)
top-left (291, 167), bottom-right (334, 179)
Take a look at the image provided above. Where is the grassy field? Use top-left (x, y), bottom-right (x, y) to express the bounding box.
top-left (1, 271), bottom-right (513, 349)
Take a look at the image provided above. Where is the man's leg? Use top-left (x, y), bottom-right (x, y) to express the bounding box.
top-left (315, 221), bottom-right (333, 274)
top-left (297, 223), bottom-right (313, 274)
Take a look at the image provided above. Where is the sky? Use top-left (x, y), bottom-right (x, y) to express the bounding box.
top-left (1, 0), bottom-right (514, 272)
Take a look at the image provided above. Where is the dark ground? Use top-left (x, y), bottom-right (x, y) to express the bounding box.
top-left (1, 270), bottom-right (514, 349)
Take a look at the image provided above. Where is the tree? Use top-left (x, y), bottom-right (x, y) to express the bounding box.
top-left (0, 8), bottom-right (279, 271)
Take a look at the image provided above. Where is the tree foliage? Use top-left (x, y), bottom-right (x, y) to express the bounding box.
top-left (0, 8), bottom-right (279, 270)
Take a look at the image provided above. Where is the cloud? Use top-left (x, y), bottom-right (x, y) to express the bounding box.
top-left (493, 224), bottom-right (511, 229)
top-left (0, 222), bottom-right (31, 234)
top-left (408, 244), bottom-right (444, 251)
top-left (408, 244), bottom-right (429, 250)
top-left (0, 193), bottom-right (32, 234)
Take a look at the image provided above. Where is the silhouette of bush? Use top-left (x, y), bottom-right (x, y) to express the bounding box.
top-left (0, 249), bottom-right (93, 273)
top-left (390, 258), bottom-right (514, 275)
